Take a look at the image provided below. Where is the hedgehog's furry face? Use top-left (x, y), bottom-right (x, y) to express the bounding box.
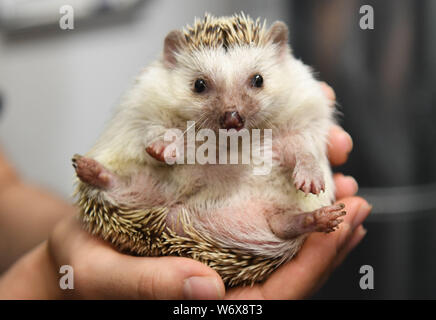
top-left (179, 45), bottom-right (288, 131)
top-left (162, 14), bottom-right (290, 131)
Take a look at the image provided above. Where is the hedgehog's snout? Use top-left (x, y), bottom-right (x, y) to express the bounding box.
top-left (219, 111), bottom-right (245, 131)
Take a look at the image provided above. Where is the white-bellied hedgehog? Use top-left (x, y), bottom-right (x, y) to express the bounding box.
top-left (72, 13), bottom-right (345, 287)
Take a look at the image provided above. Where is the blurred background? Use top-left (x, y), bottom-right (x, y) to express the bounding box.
top-left (0, 0), bottom-right (435, 299)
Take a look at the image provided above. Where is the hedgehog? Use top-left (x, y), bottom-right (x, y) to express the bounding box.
top-left (72, 13), bottom-right (345, 287)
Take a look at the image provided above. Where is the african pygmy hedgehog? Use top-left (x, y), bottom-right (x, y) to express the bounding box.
top-left (72, 13), bottom-right (345, 287)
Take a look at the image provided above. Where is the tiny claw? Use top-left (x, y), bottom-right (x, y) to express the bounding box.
top-left (71, 154), bottom-right (83, 168)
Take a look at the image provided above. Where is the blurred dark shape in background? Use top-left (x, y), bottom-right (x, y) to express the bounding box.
top-left (287, 0), bottom-right (436, 299)
top-left (291, 0), bottom-right (436, 188)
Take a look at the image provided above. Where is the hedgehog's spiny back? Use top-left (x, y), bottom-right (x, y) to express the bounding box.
top-left (183, 13), bottom-right (268, 50)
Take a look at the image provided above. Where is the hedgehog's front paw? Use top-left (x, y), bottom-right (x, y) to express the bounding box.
top-left (72, 154), bottom-right (115, 189)
top-left (146, 140), bottom-right (178, 163)
top-left (292, 161), bottom-right (325, 195)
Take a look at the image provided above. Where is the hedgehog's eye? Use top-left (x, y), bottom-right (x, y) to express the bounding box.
top-left (251, 74), bottom-right (263, 88)
top-left (194, 79), bottom-right (207, 93)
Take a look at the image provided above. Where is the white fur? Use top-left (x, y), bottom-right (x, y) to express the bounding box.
top-left (86, 34), bottom-right (335, 259)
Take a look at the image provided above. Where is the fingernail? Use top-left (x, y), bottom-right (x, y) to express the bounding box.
top-left (183, 276), bottom-right (223, 300)
top-left (341, 131), bottom-right (353, 154)
top-left (344, 175), bottom-right (359, 192)
top-left (352, 202), bottom-right (372, 229)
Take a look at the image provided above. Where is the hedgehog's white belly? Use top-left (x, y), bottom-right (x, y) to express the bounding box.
top-left (170, 161), bottom-right (335, 259)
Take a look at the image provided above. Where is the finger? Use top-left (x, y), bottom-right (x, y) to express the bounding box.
top-left (82, 250), bottom-right (225, 300)
top-left (320, 83), bottom-right (352, 166)
top-left (258, 196), bottom-right (372, 299)
top-left (320, 82), bottom-right (336, 104)
top-left (334, 225), bottom-right (367, 269)
top-left (327, 125), bottom-right (353, 166)
top-left (307, 224), bottom-right (367, 296)
top-left (334, 173), bottom-right (358, 199)
top-left (51, 217), bottom-right (225, 300)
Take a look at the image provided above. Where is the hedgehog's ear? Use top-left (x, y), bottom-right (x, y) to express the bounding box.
top-left (163, 30), bottom-right (186, 68)
top-left (266, 21), bottom-right (289, 58)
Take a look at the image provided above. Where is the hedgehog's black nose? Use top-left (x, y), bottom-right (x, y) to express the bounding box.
top-left (220, 111), bottom-right (244, 130)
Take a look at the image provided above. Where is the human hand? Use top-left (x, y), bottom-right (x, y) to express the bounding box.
top-left (44, 215), bottom-right (225, 299)
top-left (0, 149), bottom-right (73, 273)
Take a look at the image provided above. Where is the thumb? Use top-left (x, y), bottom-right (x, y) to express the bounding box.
top-left (52, 216), bottom-right (225, 300)
top-left (128, 255), bottom-right (225, 300)
top-left (74, 245), bottom-right (225, 299)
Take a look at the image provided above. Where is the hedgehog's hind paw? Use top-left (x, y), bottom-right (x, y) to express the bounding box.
top-left (267, 203), bottom-right (346, 239)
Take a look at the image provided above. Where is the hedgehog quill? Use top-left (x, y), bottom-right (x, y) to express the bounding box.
top-left (72, 13), bottom-right (345, 287)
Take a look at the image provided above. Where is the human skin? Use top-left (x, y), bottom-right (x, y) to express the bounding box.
top-left (0, 83), bottom-right (371, 299)
top-left (0, 151), bottom-right (74, 273)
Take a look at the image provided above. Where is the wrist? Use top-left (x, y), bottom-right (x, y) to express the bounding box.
top-left (0, 241), bottom-right (64, 299)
